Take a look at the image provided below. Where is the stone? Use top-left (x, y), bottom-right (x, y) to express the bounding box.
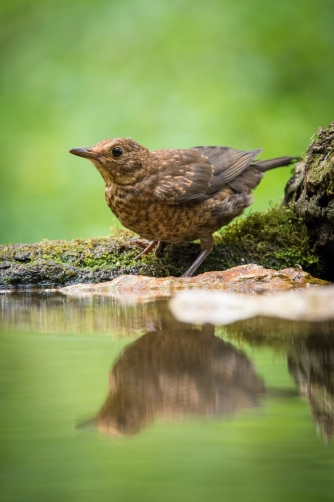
top-left (60, 264), bottom-right (327, 300)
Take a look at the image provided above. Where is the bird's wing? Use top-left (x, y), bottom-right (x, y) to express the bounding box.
top-left (152, 146), bottom-right (263, 204)
top-left (190, 146), bottom-right (263, 197)
top-left (152, 149), bottom-right (214, 204)
top-left (192, 146), bottom-right (263, 183)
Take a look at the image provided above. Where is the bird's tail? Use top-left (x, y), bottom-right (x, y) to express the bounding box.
top-left (252, 156), bottom-right (300, 172)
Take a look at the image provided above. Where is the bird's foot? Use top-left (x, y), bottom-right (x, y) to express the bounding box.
top-left (134, 240), bottom-right (165, 261)
top-left (154, 241), bottom-right (166, 256)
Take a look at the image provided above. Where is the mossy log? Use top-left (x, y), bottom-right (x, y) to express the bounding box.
top-left (0, 206), bottom-right (323, 289)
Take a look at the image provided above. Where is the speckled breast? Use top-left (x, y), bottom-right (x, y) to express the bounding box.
top-left (104, 184), bottom-right (247, 243)
top-left (104, 185), bottom-right (215, 242)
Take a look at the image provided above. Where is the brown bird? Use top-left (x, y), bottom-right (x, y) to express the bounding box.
top-left (69, 138), bottom-right (297, 276)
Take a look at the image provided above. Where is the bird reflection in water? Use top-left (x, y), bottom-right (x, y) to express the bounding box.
top-left (80, 325), bottom-right (265, 436)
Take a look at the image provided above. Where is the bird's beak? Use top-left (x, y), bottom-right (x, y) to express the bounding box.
top-left (69, 147), bottom-right (98, 159)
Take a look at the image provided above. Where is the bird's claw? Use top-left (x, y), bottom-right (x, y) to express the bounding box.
top-left (128, 238), bottom-right (151, 248)
top-left (134, 241), bottom-right (159, 261)
top-left (134, 241), bottom-right (166, 261)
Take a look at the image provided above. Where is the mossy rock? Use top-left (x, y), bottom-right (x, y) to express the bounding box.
top-left (0, 205), bottom-right (323, 289)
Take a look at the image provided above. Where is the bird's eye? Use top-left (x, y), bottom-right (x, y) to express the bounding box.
top-left (112, 147), bottom-right (123, 158)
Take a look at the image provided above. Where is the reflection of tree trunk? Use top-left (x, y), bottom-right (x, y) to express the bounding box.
top-left (288, 334), bottom-right (334, 442)
top-left (83, 327), bottom-right (265, 436)
top-left (284, 122), bottom-right (334, 280)
top-left (223, 316), bottom-right (334, 441)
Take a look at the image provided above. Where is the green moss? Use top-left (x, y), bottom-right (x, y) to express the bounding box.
top-left (302, 123), bottom-right (334, 195)
top-left (208, 204), bottom-right (321, 275)
top-left (0, 204), bottom-right (324, 288)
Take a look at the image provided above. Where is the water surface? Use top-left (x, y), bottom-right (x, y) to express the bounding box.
top-left (1, 292), bottom-right (334, 502)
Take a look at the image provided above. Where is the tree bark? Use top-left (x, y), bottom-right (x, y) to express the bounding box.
top-left (284, 121), bottom-right (334, 280)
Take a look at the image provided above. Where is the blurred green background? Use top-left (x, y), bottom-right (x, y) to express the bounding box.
top-left (1, 0), bottom-right (333, 244)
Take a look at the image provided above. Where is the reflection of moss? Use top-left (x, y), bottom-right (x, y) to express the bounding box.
top-left (0, 205), bottom-right (323, 288)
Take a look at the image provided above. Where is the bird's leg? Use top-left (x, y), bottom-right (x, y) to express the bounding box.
top-left (182, 235), bottom-right (214, 277)
top-left (134, 240), bottom-right (159, 261)
top-left (182, 249), bottom-right (212, 277)
top-left (154, 241), bottom-right (166, 256)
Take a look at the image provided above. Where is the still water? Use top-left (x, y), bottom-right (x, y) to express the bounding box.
top-left (1, 292), bottom-right (334, 502)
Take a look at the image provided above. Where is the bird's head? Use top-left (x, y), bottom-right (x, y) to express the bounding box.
top-left (69, 137), bottom-right (149, 186)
